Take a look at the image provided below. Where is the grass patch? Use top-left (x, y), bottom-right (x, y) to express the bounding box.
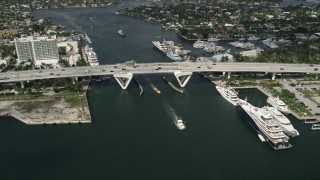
top-left (281, 97), bottom-right (313, 116)
top-left (65, 96), bottom-right (84, 107)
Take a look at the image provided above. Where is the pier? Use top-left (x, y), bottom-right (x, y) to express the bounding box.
top-left (85, 33), bottom-right (92, 43)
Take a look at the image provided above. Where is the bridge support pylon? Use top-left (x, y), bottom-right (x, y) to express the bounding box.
top-left (72, 77), bottom-right (78, 84)
top-left (20, 81), bottom-right (25, 88)
top-left (227, 72), bottom-right (231, 79)
top-left (114, 73), bottom-right (133, 89)
top-left (174, 71), bottom-right (192, 87)
top-left (272, 73), bottom-right (276, 80)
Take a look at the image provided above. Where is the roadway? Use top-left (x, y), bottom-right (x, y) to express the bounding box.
top-left (0, 62), bottom-right (319, 83)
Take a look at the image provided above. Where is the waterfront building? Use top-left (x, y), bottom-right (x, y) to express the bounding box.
top-left (14, 34), bottom-right (59, 68)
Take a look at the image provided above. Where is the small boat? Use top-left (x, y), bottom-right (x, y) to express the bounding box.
top-left (153, 87), bottom-right (161, 94)
top-left (267, 97), bottom-right (290, 115)
top-left (311, 124), bottom-right (320, 130)
top-left (258, 134), bottom-right (266, 142)
top-left (118, 29), bottom-right (125, 37)
top-left (175, 119), bottom-right (186, 130)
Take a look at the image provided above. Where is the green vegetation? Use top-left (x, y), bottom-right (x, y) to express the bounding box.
top-left (58, 47), bottom-right (67, 55)
top-left (58, 59), bottom-right (70, 67)
top-left (77, 43), bottom-right (88, 66)
top-left (65, 95), bottom-right (84, 107)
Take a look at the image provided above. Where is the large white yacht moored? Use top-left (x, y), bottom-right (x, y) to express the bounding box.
top-left (239, 99), bottom-right (292, 150)
top-left (193, 39), bottom-right (207, 48)
top-left (264, 107), bottom-right (299, 137)
top-left (152, 39), bottom-right (175, 53)
top-left (267, 97), bottom-right (291, 115)
top-left (166, 51), bottom-right (182, 61)
top-left (84, 45), bottom-right (99, 66)
top-left (215, 85), bottom-right (239, 106)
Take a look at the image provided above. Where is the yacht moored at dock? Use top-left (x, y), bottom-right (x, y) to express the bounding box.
top-left (215, 85), bottom-right (239, 106)
top-left (166, 51), bottom-right (182, 61)
top-left (311, 124), bottom-right (320, 130)
top-left (264, 106), bottom-right (299, 137)
top-left (267, 97), bottom-right (291, 115)
top-left (193, 39), bottom-right (207, 48)
top-left (208, 37), bottom-right (220, 42)
top-left (84, 45), bottom-right (99, 66)
top-left (152, 39), bottom-right (174, 53)
top-left (239, 99), bottom-right (292, 150)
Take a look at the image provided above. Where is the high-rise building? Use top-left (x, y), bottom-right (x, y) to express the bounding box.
top-left (14, 34), bottom-right (59, 67)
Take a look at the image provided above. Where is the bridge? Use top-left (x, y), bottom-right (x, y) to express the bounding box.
top-left (0, 61), bottom-right (319, 89)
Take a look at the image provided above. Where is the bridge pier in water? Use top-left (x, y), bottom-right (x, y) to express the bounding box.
top-left (72, 77), bottom-right (78, 84)
top-left (20, 81), bottom-right (25, 88)
top-left (272, 73), bottom-right (276, 80)
top-left (114, 73), bottom-right (133, 89)
top-left (227, 72), bottom-right (231, 79)
top-left (174, 71), bottom-right (192, 87)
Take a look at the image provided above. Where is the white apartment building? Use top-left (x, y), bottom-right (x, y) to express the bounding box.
top-left (14, 35), bottom-right (59, 68)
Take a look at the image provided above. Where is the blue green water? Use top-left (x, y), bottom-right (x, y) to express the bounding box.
top-left (0, 4), bottom-right (320, 180)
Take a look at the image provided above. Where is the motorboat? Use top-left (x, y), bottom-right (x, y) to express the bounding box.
top-left (267, 97), bottom-right (291, 115)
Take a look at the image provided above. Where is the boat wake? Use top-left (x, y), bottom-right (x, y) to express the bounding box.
top-left (89, 16), bottom-right (102, 26)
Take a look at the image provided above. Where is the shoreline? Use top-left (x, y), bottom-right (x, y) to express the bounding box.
top-left (0, 80), bottom-right (92, 125)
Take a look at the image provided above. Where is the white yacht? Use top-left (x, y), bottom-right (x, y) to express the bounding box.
top-left (247, 36), bottom-right (260, 41)
top-left (264, 107), bottom-right (299, 137)
top-left (262, 38), bottom-right (278, 49)
top-left (239, 99), bottom-right (292, 150)
top-left (193, 40), bottom-right (207, 48)
top-left (208, 37), bottom-right (220, 42)
top-left (267, 97), bottom-right (291, 114)
top-left (175, 119), bottom-right (186, 130)
top-left (215, 85), bottom-right (239, 106)
top-left (152, 40), bottom-right (175, 53)
top-left (229, 41), bottom-right (255, 49)
top-left (84, 45), bottom-right (99, 66)
top-left (166, 51), bottom-right (182, 61)
top-left (152, 41), bottom-right (168, 53)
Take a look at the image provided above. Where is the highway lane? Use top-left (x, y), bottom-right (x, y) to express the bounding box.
top-left (0, 62), bottom-right (319, 83)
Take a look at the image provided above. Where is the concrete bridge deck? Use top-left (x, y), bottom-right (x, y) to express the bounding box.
top-left (0, 62), bottom-right (319, 89)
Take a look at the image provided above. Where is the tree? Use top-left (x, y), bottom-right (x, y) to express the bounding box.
top-left (281, 89), bottom-right (295, 99)
top-left (179, 28), bottom-right (188, 36)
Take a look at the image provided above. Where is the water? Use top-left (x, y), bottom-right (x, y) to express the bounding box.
top-left (1, 4), bottom-right (320, 180)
